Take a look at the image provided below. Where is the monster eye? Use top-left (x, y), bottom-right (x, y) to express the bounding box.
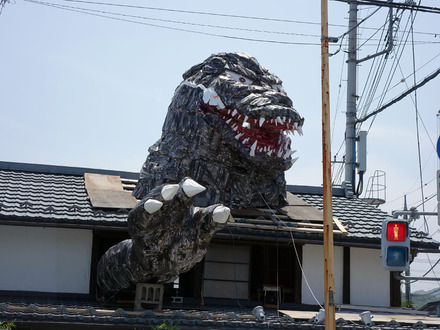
top-left (271, 84), bottom-right (285, 93)
top-left (225, 70), bottom-right (253, 85)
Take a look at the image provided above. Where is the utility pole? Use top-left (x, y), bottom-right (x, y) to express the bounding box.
top-left (321, 0), bottom-right (336, 328)
top-left (345, 1), bottom-right (394, 195)
top-left (345, 1), bottom-right (358, 195)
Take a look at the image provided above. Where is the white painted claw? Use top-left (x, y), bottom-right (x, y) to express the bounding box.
top-left (182, 178), bottom-right (206, 197)
top-left (144, 199), bottom-right (163, 214)
top-left (161, 184), bottom-right (179, 201)
top-left (212, 205), bottom-right (230, 224)
top-left (291, 157), bottom-right (299, 165)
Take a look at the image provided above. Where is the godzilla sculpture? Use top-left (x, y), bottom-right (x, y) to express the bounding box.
top-left (97, 52), bottom-right (304, 294)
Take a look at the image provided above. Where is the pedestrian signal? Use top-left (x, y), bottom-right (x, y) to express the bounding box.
top-left (381, 219), bottom-right (410, 271)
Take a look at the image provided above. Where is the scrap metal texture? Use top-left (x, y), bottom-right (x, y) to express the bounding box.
top-left (97, 52), bottom-right (305, 293)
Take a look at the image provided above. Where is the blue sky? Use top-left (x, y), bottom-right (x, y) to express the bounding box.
top-left (1, 0), bottom-right (440, 291)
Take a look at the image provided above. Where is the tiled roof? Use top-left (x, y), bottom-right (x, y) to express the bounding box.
top-left (296, 192), bottom-right (437, 249)
top-left (0, 163), bottom-right (131, 228)
top-left (0, 161), bottom-right (437, 250)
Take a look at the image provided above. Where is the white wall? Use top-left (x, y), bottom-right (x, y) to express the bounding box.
top-left (0, 225), bottom-right (93, 294)
top-left (350, 247), bottom-right (390, 307)
top-left (301, 244), bottom-right (344, 305)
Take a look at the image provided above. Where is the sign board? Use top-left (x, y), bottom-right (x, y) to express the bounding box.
top-left (437, 136), bottom-right (440, 159)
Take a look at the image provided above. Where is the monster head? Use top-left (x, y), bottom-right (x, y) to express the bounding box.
top-left (135, 52), bottom-right (305, 207)
top-left (171, 52), bottom-right (304, 171)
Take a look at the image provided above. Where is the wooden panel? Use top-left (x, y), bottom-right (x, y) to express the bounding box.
top-left (84, 173), bottom-right (124, 191)
top-left (84, 173), bottom-right (138, 209)
top-left (285, 192), bottom-right (311, 206)
top-left (87, 189), bottom-right (138, 209)
top-left (282, 205), bottom-right (324, 222)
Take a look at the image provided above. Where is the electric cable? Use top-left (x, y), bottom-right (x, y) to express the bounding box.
top-left (408, 5), bottom-right (429, 235)
top-left (25, 0), bottom-right (321, 45)
top-left (27, 0), bottom-right (319, 38)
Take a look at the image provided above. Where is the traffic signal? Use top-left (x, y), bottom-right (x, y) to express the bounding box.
top-left (381, 219), bottom-right (411, 271)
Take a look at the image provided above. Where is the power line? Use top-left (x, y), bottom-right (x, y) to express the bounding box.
top-left (30, 0), bottom-right (440, 38)
top-left (334, 0), bottom-right (440, 14)
top-left (29, 0), bottom-right (321, 38)
top-left (57, 0), bottom-right (325, 25)
top-left (25, 0), bottom-right (320, 46)
top-left (356, 67), bottom-right (440, 123)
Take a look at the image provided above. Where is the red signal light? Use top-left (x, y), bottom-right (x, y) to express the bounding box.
top-left (386, 222), bottom-right (406, 241)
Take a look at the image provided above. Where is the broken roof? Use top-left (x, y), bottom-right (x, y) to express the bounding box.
top-left (0, 161), bottom-right (437, 251)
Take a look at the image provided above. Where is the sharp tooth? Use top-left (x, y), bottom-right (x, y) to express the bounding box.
top-left (235, 133), bottom-right (243, 139)
top-left (242, 138), bottom-right (249, 144)
top-left (244, 115), bottom-right (248, 122)
top-left (232, 109), bottom-right (238, 117)
top-left (277, 148), bottom-right (283, 157)
top-left (291, 157), bottom-right (299, 165)
top-left (242, 121), bottom-right (250, 128)
top-left (288, 118), bottom-right (292, 123)
top-left (250, 140), bottom-right (257, 157)
top-left (294, 122), bottom-right (298, 129)
top-left (277, 116), bottom-right (283, 125)
top-left (228, 110), bottom-right (231, 115)
top-left (267, 149), bottom-right (273, 156)
top-left (259, 117), bottom-right (265, 127)
top-left (297, 125), bottom-right (304, 136)
top-left (232, 125), bottom-right (238, 131)
top-left (226, 118), bottom-right (232, 124)
top-left (283, 116), bottom-right (286, 123)
top-left (290, 129), bottom-right (295, 136)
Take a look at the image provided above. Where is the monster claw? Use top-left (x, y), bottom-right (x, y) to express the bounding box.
top-left (291, 157), bottom-right (299, 165)
top-left (144, 199), bottom-right (163, 214)
top-left (161, 184), bottom-right (179, 201)
top-left (182, 178), bottom-right (206, 197)
top-left (212, 205), bottom-right (230, 224)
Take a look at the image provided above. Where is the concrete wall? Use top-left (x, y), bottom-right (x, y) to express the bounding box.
top-left (350, 247), bottom-right (390, 307)
top-left (0, 225), bottom-right (93, 294)
top-left (301, 244), bottom-right (344, 305)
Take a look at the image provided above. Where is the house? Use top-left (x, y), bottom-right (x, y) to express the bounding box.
top-left (0, 161), bottom-right (438, 328)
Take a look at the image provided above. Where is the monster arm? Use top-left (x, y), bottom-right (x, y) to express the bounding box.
top-left (97, 178), bottom-right (230, 293)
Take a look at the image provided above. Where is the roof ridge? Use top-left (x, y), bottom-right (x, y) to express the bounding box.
top-left (0, 161), bottom-right (139, 180)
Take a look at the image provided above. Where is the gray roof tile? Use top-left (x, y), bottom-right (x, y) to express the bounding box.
top-left (295, 193), bottom-right (437, 248)
top-left (0, 168), bottom-right (128, 227)
top-left (0, 162), bottom-right (437, 250)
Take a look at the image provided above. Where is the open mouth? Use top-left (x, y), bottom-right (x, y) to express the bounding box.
top-left (200, 103), bottom-right (302, 159)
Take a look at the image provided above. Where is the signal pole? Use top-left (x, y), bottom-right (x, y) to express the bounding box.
top-left (321, 0), bottom-right (336, 328)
